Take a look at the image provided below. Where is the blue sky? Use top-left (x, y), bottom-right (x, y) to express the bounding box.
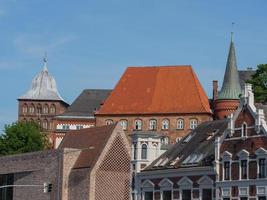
top-left (0, 0), bottom-right (267, 131)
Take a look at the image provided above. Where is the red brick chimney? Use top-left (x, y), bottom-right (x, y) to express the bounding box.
top-left (213, 80), bottom-right (218, 100)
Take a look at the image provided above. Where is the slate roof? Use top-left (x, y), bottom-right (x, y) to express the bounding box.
top-left (144, 120), bottom-right (228, 171)
top-left (97, 66), bottom-right (211, 115)
top-left (57, 89), bottom-right (111, 118)
top-left (19, 63), bottom-right (67, 104)
top-left (218, 41), bottom-right (242, 100)
top-left (238, 70), bottom-right (256, 88)
top-left (59, 124), bottom-right (116, 169)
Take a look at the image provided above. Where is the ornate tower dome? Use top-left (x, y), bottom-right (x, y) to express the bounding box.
top-left (19, 58), bottom-right (67, 103)
top-left (214, 38), bottom-right (242, 119)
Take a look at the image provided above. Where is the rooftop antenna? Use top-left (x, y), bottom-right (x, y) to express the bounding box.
top-left (231, 22), bottom-right (235, 42)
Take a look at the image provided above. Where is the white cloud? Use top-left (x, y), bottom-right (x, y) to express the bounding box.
top-left (13, 34), bottom-right (76, 56)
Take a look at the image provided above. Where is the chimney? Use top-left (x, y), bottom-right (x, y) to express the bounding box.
top-left (213, 80), bottom-right (218, 100)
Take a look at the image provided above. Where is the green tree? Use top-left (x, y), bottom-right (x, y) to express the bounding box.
top-left (248, 64), bottom-right (267, 103)
top-left (0, 121), bottom-right (48, 156)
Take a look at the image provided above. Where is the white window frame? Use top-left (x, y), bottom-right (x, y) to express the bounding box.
top-left (177, 119), bottom-right (184, 130)
top-left (161, 119), bottom-right (169, 130)
top-left (189, 119), bottom-right (198, 129)
top-left (120, 120), bottom-right (128, 130)
top-left (149, 119), bottom-right (157, 130)
top-left (135, 119), bottom-right (142, 130)
top-left (105, 119), bottom-right (114, 125)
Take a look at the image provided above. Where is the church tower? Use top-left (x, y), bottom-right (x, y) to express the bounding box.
top-left (17, 58), bottom-right (69, 131)
top-left (213, 38), bottom-right (242, 119)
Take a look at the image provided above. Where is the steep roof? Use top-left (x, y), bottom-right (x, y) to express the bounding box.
top-left (238, 70), bottom-right (256, 88)
top-left (218, 41), bottom-right (242, 99)
top-left (97, 66), bottom-right (211, 115)
top-left (18, 61), bottom-right (67, 104)
top-left (59, 124), bottom-right (116, 169)
top-left (57, 89), bottom-right (111, 118)
top-left (144, 120), bottom-right (228, 171)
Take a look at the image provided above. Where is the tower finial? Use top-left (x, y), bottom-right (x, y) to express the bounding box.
top-left (231, 22), bottom-right (235, 42)
top-left (43, 52), bottom-right (48, 72)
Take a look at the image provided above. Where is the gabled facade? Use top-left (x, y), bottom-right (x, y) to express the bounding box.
top-left (96, 66), bottom-right (212, 142)
top-left (135, 84), bottom-right (267, 200)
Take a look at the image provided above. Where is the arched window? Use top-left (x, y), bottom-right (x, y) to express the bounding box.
top-left (37, 104), bottom-right (42, 114)
top-left (177, 119), bottom-right (184, 130)
top-left (29, 104), bottom-right (35, 114)
top-left (105, 119), bottom-right (114, 125)
top-left (162, 119), bottom-right (169, 130)
top-left (50, 104), bottom-right (56, 114)
top-left (120, 120), bottom-right (128, 130)
top-left (43, 104), bottom-right (49, 114)
top-left (134, 119), bottom-right (142, 130)
top-left (141, 143), bottom-right (148, 159)
top-left (149, 119), bottom-right (157, 130)
top-left (22, 104), bottom-right (28, 114)
top-left (189, 119), bottom-right (198, 129)
top-left (242, 123), bottom-right (247, 137)
top-left (37, 119), bottom-right (41, 127)
top-left (42, 120), bottom-right (48, 130)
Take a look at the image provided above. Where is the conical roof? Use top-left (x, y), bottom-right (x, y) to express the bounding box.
top-left (218, 40), bottom-right (241, 99)
top-left (19, 60), bottom-right (67, 103)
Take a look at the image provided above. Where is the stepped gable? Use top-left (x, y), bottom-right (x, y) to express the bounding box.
top-left (97, 66), bottom-right (211, 115)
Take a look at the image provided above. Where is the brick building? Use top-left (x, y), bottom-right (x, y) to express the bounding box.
top-left (17, 59), bottom-right (69, 131)
top-left (96, 66), bottom-right (212, 142)
top-left (0, 124), bottom-right (131, 200)
top-left (135, 84), bottom-right (267, 200)
top-left (51, 89), bottom-right (111, 148)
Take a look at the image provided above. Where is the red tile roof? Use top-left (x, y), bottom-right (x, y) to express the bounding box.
top-left (97, 66), bottom-right (211, 115)
top-left (59, 124), bottom-right (116, 169)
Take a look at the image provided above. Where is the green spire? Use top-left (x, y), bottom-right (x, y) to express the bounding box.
top-left (218, 40), bottom-right (241, 100)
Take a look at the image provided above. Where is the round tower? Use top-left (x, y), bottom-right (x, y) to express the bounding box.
top-left (214, 39), bottom-right (242, 119)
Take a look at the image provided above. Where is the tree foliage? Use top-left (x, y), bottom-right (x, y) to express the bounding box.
top-left (0, 121), bottom-right (48, 156)
top-left (248, 64), bottom-right (267, 103)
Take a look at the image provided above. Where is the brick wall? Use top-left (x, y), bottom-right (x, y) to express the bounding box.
top-left (96, 113), bottom-right (211, 142)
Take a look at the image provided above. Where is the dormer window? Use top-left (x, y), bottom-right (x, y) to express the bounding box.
top-left (162, 119), bottom-right (169, 130)
top-left (134, 119), bottom-right (142, 130)
top-left (149, 119), bottom-right (157, 130)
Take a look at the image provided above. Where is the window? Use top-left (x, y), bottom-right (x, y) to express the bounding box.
top-left (259, 158), bottom-right (266, 178)
top-left (63, 125), bottom-right (70, 130)
top-left (189, 119), bottom-right (198, 129)
top-left (50, 105), bottom-right (56, 114)
top-left (29, 104), bottom-right (35, 114)
top-left (162, 190), bottom-right (172, 200)
top-left (177, 119), bottom-right (184, 129)
top-left (134, 119), bottom-right (142, 130)
top-left (105, 119), bottom-right (114, 125)
top-left (42, 120), bottom-right (48, 130)
top-left (43, 105), bottom-right (49, 114)
top-left (22, 104), bottom-right (28, 113)
top-left (240, 198), bottom-right (248, 200)
top-left (144, 192), bottom-right (153, 200)
top-left (224, 161), bottom-right (230, 180)
top-left (76, 125), bottom-right (83, 130)
top-left (133, 144), bottom-right (137, 160)
top-left (161, 119), bottom-right (169, 130)
top-left (120, 120), bottom-right (128, 130)
top-left (241, 160), bottom-right (247, 179)
top-left (202, 189), bottom-right (212, 200)
top-left (259, 197), bottom-right (267, 200)
top-left (149, 119), bottom-right (157, 130)
top-left (182, 190), bottom-right (191, 200)
top-left (37, 104), bottom-right (42, 114)
top-left (0, 174), bottom-right (14, 200)
top-left (242, 123), bottom-right (247, 137)
top-left (141, 144), bottom-right (148, 159)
